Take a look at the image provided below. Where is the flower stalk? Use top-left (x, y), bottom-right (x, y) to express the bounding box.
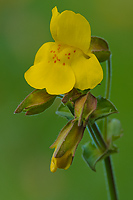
top-left (86, 55), bottom-right (118, 199)
top-left (104, 56), bottom-right (118, 200)
top-left (88, 121), bottom-right (118, 200)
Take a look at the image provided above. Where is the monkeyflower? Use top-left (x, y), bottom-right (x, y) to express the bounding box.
top-left (24, 6), bottom-right (103, 95)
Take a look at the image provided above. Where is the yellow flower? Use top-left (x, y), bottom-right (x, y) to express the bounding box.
top-left (25, 6), bottom-right (103, 95)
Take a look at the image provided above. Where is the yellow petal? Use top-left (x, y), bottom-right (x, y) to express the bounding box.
top-left (50, 6), bottom-right (60, 42)
top-left (25, 41), bottom-right (75, 94)
top-left (34, 42), bottom-right (55, 65)
top-left (50, 6), bottom-right (91, 54)
top-left (71, 53), bottom-right (103, 90)
top-left (50, 150), bottom-right (72, 172)
top-left (24, 62), bottom-right (49, 89)
top-left (45, 62), bottom-right (75, 95)
top-left (24, 61), bottom-right (75, 95)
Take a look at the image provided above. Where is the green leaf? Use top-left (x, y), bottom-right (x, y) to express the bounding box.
top-left (90, 96), bottom-right (118, 123)
top-left (107, 118), bottom-right (123, 145)
top-left (90, 36), bottom-right (111, 62)
top-left (82, 142), bottom-right (117, 171)
top-left (56, 103), bottom-right (74, 120)
top-left (14, 89), bottom-right (56, 115)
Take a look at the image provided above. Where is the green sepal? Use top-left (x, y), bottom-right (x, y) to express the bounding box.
top-left (107, 118), bottom-right (123, 147)
top-left (82, 142), bottom-right (117, 171)
top-left (56, 103), bottom-right (74, 120)
top-left (62, 88), bottom-right (83, 104)
top-left (90, 96), bottom-right (118, 123)
top-left (14, 89), bottom-right (56, 115)
top-left (50, 119), bottom-right (85, 158)
top-left (75, 92), bottom-right (97, 126)
top-left (90, 36), bottom-right (111, 62)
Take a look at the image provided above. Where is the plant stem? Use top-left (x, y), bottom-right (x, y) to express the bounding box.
top-left (104, 157), bottom-right (118, 200)
top-left (106, 57), bottom-right (112, 99)
top-left (88, 56), bottom-right (118, 199)
top-left (87, 123), bottom-right (101, 149)
top-left (104, 57), bottom-right (112, 140)
top-left (103, 56), bottom-right (118, 199)
top-left (88, 122), bottom-right (118, 200)
top-left (91, 122), bottom-right (107, 150)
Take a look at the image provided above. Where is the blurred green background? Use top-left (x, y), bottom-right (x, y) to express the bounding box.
top-left (0, 0), bottom-right (133, 199)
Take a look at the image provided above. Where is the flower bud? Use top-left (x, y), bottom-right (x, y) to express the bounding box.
top-left (90, 36), bottom-right (111, 62)
top-left (14, 89), bottom-right (56, 115)
top-left (50, 119), bottom-right (85, 172)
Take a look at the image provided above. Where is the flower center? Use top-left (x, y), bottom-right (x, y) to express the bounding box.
top-left (49, 43), bottom-right (77, 66)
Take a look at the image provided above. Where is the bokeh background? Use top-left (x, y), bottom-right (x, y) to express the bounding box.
top-left (1, 0), bottom-right (133, 199)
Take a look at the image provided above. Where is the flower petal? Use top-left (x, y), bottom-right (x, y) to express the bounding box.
top-left (24, 62), bottom-right (49, 89)
top-left (50, 6), bottom-right (60, 42)
top-left (50, 6), bottom-right (91, 54)
top-left (34, 42), bottom-right (55, 65)
top-left (25, 41), bottom-right (75, 95)
top-left (45, 62), bottom-right (75, 95)
top-left (71, 53), bottom-right (103, 90)
top-left (24, 61), bottom-right (75, 95)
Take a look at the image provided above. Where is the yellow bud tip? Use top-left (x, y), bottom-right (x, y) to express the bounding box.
top-left (50, 157), bottom-right (57, 173)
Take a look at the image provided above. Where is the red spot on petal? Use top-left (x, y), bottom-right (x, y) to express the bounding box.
top-left (54, 60), bottom-right (56, 63)
top-left (54, 54), bottom-right (56, 57)
top-left (68, 53), bottom-right (71, 55)
top-left (63, 63), bottom-right (65, 65)
top-left (68, 57), bottom-right (70, 59)
top-left (65, 54), bottom-right (67, 56)
top-left (58, 59), bottom-right (60, 61)
top-left (53, 51), bottom-right (55, 53)
top-left (53, 57), bottom-right (55, 59)
top-left (50, 50), bottom-right (53, 53)
top-left (74, 50), bottom-right (76, 53)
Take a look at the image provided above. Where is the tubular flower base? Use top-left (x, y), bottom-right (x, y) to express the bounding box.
top-left (24, 6), bottom-right (103, 95)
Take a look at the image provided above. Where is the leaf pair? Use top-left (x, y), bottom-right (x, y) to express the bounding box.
top-left (82, 118), bottom-right (123, 171)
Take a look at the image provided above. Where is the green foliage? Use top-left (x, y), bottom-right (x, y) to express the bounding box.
top-left (107, 118), bottom-right (123, 147)
top-left (82, 142), bottom-right (117, 171)
top-left (56, 103), bottom-right (74, 120)
top-left (90, 96), bottom-right (118, 123)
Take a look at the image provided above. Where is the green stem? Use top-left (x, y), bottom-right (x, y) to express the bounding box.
top-left (87, 56), bottom-right (118, 199)
top-left (91, 122), bottom-right (107, 150)
top-left (104, 57), bottom-right (111, 140)
top-left (103, 56), bottom-right (118, 199)
top-left (106, 57), bottom-right (112, 99)
top-left (104, 157), bottom-right (118, 200)
top-left (87, 123), bottom-right (101, 149)
top-left (89, 122), bottom-right (118, 200)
